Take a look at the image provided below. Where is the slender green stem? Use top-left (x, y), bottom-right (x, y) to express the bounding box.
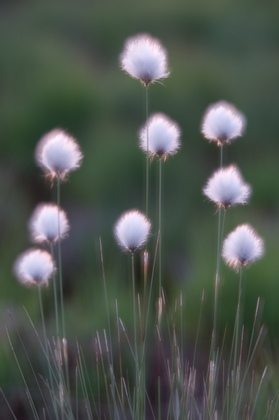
top-left (56, 177), bottom-right (72, 418)
top-left (56, 178), bottom-right (66, 339)
top-left (131, 252), bottom-right (141, 419)
top-left (131, 253), bottom-right (138, 367)
top-left (141, 233), bottom-right (159, 371)
top-left (220, 144), bottom-right (224, 168)
top-left (38, 287), bottom-right (59, 418)
top-left (145, 86), bottom-right (149, 219)
top-left (38, 287), bottom-right (48, 361)
top-left (233, 267), bottom-right (243, 382)
top-left (229, 267), bottom-right (244, 420)
top-left (142, 250), bottom-right (148, 339)
top-left (212, 206), bottom-right (224, 359)
top-left (158, 376), bottom-right (161, 420)
top-left (158, 158), bottom-right (163, 298)
top-left (211, 143), bottom-right (226, 361)
top-left (50, 243), bottom-right (60, 338)
top-left (99, 237), bottom-right (118, 420)
top-left (99, 237), bottom-right (112, 362)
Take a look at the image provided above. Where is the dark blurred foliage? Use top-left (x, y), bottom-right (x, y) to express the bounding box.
top-left (1, 0), bottom-right (279, 412)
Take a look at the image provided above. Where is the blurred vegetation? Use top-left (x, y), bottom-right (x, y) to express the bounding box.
top-left (1, 0), bottom-right (279, 411)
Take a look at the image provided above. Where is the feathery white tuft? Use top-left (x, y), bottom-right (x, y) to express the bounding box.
top-left (222, 224), bottom-right (264, 271)
top-left (14, 249), bottom-right (55, 286)
top-left (29, 203), bottom-right (70, 244)
top-left (35, 129), bottom-right (83, 180)
top-left (114, 210), bottom-right (151, 253)
top-left (203, 165), bottom-right (251, 209)
top-left (120, 33), bottom-right (170, 86)
top-left (139, 113), bottom-right (181, 159)
top-left (201, 101), bottom-right (246, 145)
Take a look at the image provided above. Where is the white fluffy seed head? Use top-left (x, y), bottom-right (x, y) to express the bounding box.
top-left (139, 113), bottom-right (181, 160)
top-left (29, 203), bottom-right (70, 244)
top-left (222, 224), bottom-right (264, 271)
top-left (203, 165), bottom-right (251, 209)
top-left (120, 33), bottom-right (170, 86)
top-left (35, 129), bottom-right (83, 180)
top-left (14, 249), bottom-right (55, 286)
top-left (114, 210), bottom-right (151, 253)
top-left (201, 101), bottom-right (246, 145)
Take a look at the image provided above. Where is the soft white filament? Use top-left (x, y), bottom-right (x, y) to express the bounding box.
top-left (201, 101), bottom-right (246, 145)
top-left (29, 203), bottom-right (70, 244)
top-left (14, 249), bottom-right (55, 286)
top-left (222, 224), bottom-right (264, 271)
top-left (139, 113), bottom-right (181, 159)
top-left (35, 128), bottom-right (83, 180)
top-left (120, 33), bottom-right (170, 86)
top-left (203, 165), bottom-right (251, 208)
top-left (114, 210), bottom-right (151, 253)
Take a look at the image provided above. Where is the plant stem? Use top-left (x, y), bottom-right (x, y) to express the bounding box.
top-left (145, 86), bottom-right (149, 219)
top-left (220, 144), bottom-right (224, 168)
top-left (158, 158), bottom-right (163, 298)
top-left (38, 287), bottom-right (58, 418)
top-left (131, 252), bottom-right (143, 419)
top-left (50, 243), bottom-right (60, 338)
top-left (56, 177), bottom-right (72, 417)
top-left (212, 206), bottom-right (226, 359)
top-left (233, 267), bottom-right (243, 382)
top-left (56, 177), bottom-right (66, 339)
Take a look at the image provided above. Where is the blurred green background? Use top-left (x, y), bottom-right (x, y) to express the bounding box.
top-left (1, 0), bottom-right (279, 409)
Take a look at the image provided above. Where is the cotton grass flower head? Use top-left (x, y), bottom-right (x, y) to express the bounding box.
top-left (29, 203), bottom-right (70, 244)
top-left (35, 128), bottom-right (83, 181)
top-left (14, 249), bottom-right (55, 286)
top-left (114, 210), bottom-right (151, 253)
top-left (203, 165), bottom-right (251, 209)
top-left (120, 33), bottom-right (170, 86)
top-left (222, 224), bottom-right (264, 271)
top-left (139, 113), bottom-right (181, 160)
top-left (201, 101), bottom-right (246, 146)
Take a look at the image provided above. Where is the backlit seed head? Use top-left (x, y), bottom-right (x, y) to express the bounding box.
top-left (35, 128), bottom-right (83, 181)
top-left (114, 210), bottom-right (151, 253)
top-left (14, 249), bottom-right (55, 287)
top-left (139, 113), bottom-right (181, 160)
top-left (201, 101), bottom-right (246, 146)
top-left (120, 33), bottom-right (170, 86)
top-left (222, 224), bottom-right (264, 271)
top-left (29, 203), bottom-right (70, 244)
top-left (203, 165), bottom-right (251, 209)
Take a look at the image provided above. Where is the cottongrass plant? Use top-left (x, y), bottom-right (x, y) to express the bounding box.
top-left (114, 209), bottom-right (151, 420)
top-left (221, 225), bottom-right (264, 419)
top-left (35, 128), bottom-right (82, 325)
top-left (139, 113), bottom-right (181, 298)
top-left (13, 249), bottom-right (60, 418)
top-left (7, 128), bottom-right (83, 419)
top-left (36, 128), bottom-right (83, 337)
top-left (35, 128), bottom-right (82, 418)
top-left (203, 166), bottom-right (251, 358)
